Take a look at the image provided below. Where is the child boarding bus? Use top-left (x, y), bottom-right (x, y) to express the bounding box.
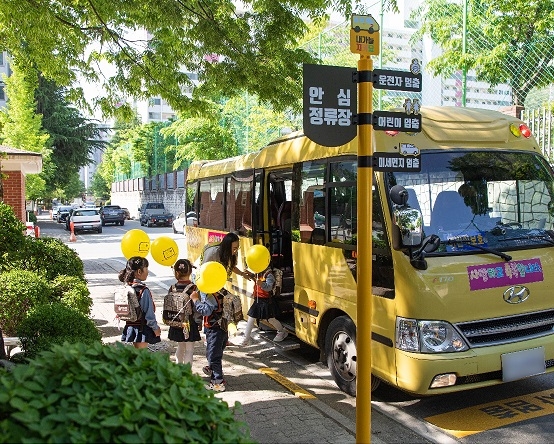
top-left (185, 106), bottom-right (554, 396)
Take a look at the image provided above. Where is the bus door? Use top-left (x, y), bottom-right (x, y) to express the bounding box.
top-left (266, 169), bottom-right (295, 327)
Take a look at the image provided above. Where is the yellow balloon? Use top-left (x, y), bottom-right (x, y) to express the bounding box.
top-left (196, 261), bottom-right (227, 294)
top-left (245, 244), bottom-right (271, 273)
top-left (228, 322), bottom-right (237, 335)
top-left (150, 236), bottom-right (179, 266)
top-left (121, 229), bottom-right (150, 259)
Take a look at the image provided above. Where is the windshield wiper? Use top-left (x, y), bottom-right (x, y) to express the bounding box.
top-left (497, 234), bottom-right (554, 246)
top-left (444, 238), bottom-right (512, 261)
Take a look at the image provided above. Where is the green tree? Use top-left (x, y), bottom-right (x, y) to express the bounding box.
top-left (35, 77), bottom-right (106, 198)
top-left (222, 95), bottom-right (300, 153)
top-left (413, 0), bottom-right (554, 106)
top-left (0, 64), bottom-right (50, 200)
top-left (0, 1), bottom-right (399, 116)
top-left (90, 170), bottom-right (110, 201)
top-left (0, 65), bottom-right (50, 154)
top-left (162, 117), bottom-right (239, 165)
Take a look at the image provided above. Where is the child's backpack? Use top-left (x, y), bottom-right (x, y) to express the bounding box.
top-left (114, 284), bottom-right (144, 322)
top-left (162, 283), bottom-right (196, 327)
top-left (271, 267), bottom-right (283, 297)
top-left (222, 291), bottom-right (244, 324)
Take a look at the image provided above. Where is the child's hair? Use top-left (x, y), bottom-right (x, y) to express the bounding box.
top-left (173, 258), bottom-right (195, 279)
top-left (118, 256), bottom-right (149, 284)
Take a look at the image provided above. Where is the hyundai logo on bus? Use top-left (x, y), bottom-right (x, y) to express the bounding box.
top-left (303, 64), bottom-right (357, 147)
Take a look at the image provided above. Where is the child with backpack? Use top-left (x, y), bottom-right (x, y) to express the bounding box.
top-left (191, 232), bottom-right (254, 392)
top-left (118, 256), bottom-right (161, 349)
top-left (165, 259), bottom-right (201, 366)
top-left (239, 263), bottom-right (288, 346)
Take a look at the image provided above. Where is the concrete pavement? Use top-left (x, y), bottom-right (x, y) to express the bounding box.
top-left (85, 255), bottom-right (363, 443)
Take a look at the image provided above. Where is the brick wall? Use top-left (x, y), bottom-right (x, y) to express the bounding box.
top-left (3, 170), bottom-right (26, 221)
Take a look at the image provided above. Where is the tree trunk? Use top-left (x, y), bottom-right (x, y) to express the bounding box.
top-left (0, 330), bottom-right (7, 360)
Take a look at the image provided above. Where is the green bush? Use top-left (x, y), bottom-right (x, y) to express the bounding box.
top-left (17, 302), bottom-right (101, 358)
top-left (0, 203), bottom-right (25, 261)
top-left (8, 236), bottom-right (85, 281)
top-left (50, 275), bottom-right (93, 316)
top-left (0, 270), bottom-right (51, 336)
top-left (0, 342), bottom-right (253, 443)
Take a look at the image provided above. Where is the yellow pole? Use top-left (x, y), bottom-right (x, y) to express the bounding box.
top-left (356, 53), bottom-right (373, 444)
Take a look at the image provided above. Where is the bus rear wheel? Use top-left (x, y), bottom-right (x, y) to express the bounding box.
top-left (326, 316), bottom-right (357, 396)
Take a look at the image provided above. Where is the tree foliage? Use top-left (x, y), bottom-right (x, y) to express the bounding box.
top-left (413, 0), bottom-right (554, 106)
top-left (162, 117), bottom-right (239, 165)
top-left (36, 77), bottom-right (106, 195)
top-left (0, 64), bottom-right (50, 154)
top-left (0, 0), bottom-right (399, 117)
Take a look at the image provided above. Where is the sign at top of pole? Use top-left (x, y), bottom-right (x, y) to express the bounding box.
top-left (350, 14), bottom-right (380, 56)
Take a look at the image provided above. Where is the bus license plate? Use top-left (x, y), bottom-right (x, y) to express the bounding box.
top-left (502, 347), bottom-right (545, 382)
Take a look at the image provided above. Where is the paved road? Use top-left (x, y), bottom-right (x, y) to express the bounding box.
top-left (36, 216), bottom-right (438, 444)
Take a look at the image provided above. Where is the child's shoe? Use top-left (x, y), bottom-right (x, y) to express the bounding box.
top-left (205, 380), bottom-right (226, 392)
top-left (274, 330), bottom-right (288, 342)
top-left (238, 337), bottom-right (251, 346)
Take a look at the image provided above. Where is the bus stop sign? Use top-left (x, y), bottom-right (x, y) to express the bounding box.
top-left (303, 64), bottom-right (357, 147)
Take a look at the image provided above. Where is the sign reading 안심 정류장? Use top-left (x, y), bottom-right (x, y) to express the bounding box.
top-left (303, 64), bottom-right (357, 147)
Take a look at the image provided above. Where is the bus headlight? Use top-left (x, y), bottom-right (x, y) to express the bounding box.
top-left (396, 317), bottom-right (468, 353)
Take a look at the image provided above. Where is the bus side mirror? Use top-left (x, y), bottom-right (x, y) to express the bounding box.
top-left (389, 184), bottom-right (423, 249)
top-left (393, 207), bottom-right (423, 247)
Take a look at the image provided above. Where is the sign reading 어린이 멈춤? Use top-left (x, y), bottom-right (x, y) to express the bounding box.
top-left (303, 64), bottom-right (357, 147)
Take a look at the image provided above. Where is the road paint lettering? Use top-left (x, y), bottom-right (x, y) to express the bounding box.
top-left (260, 367), bottom-right (316, 399)
top-left (425, 388), bottom-right (554, 438)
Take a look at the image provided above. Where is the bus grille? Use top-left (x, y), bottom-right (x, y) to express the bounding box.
top-left (455, 309), bottom-right (554, 347)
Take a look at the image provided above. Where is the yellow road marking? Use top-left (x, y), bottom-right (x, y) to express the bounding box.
top-left (426, 388), bottom-right (554, 438)
top-left (260, 367), bottom-right (316, 399)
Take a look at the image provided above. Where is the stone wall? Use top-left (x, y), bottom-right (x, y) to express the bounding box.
top-left (109, 173), bottom-right (188, 220)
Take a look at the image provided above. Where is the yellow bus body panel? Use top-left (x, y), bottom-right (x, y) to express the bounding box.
top-left (186, 106), bottom-right (553, 395)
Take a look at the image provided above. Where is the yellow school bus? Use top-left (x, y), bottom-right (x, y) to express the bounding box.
top-left (185, 106), bottom-right (554, 396)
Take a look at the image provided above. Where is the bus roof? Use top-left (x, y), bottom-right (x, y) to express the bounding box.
top-left (186, 107), bottom-right (538, 181)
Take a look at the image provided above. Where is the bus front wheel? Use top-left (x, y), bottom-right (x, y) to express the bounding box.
top-left (326, 316), bottom-right (357, 396)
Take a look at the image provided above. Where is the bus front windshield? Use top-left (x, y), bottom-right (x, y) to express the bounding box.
top-left (386, 150), bottom-right (554, 253)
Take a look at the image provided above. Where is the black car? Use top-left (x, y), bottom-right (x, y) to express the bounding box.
top-left (99, 205), bottom-right (126, 226)
top-left (56, 205), bottom-right (73, 224)
top-left (65, 208), bottom-right (76, 230)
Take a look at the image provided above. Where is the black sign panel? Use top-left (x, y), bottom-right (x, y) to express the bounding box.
top-left (372, 69), bottom-right (422, 92)
top-left (372, 111), bottom-right (422, 132)
top-left (303, 64), bottom-right (357, 147)
top-left (373, 152), bottom-right (421, 172)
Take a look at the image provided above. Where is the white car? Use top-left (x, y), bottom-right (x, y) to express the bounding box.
top-left (70, 208), bottom-right (102, 234)
top-left (172, 211), bottom-right (197, 234)
top-left (172, 211), bottom-right (187, 234)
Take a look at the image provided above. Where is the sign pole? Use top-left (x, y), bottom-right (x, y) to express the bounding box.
top-left (356, 53), bottom-right (373, 444)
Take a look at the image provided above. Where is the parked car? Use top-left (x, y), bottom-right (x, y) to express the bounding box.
top-left (172, 211), bottom-right (187, 234)
top-left (121, 208), bottom-right (131, 220)
top-left (139, 202), bottom-right (173, 227)
top-left (68, 208), bottom-right (102, 234)
top-left (56, 205), bottom-right (73, 223)
top-left (65, 208), bottom-right (77, 230)
top-left (99, 205), bottom-right (126, 226)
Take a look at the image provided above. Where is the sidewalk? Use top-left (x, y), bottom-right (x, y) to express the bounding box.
top-left (85, 256), bottom-right (362, 443)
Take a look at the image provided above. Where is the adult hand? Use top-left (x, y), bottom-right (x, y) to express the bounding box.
top-left (154, 328), bottom-right (161, 337)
